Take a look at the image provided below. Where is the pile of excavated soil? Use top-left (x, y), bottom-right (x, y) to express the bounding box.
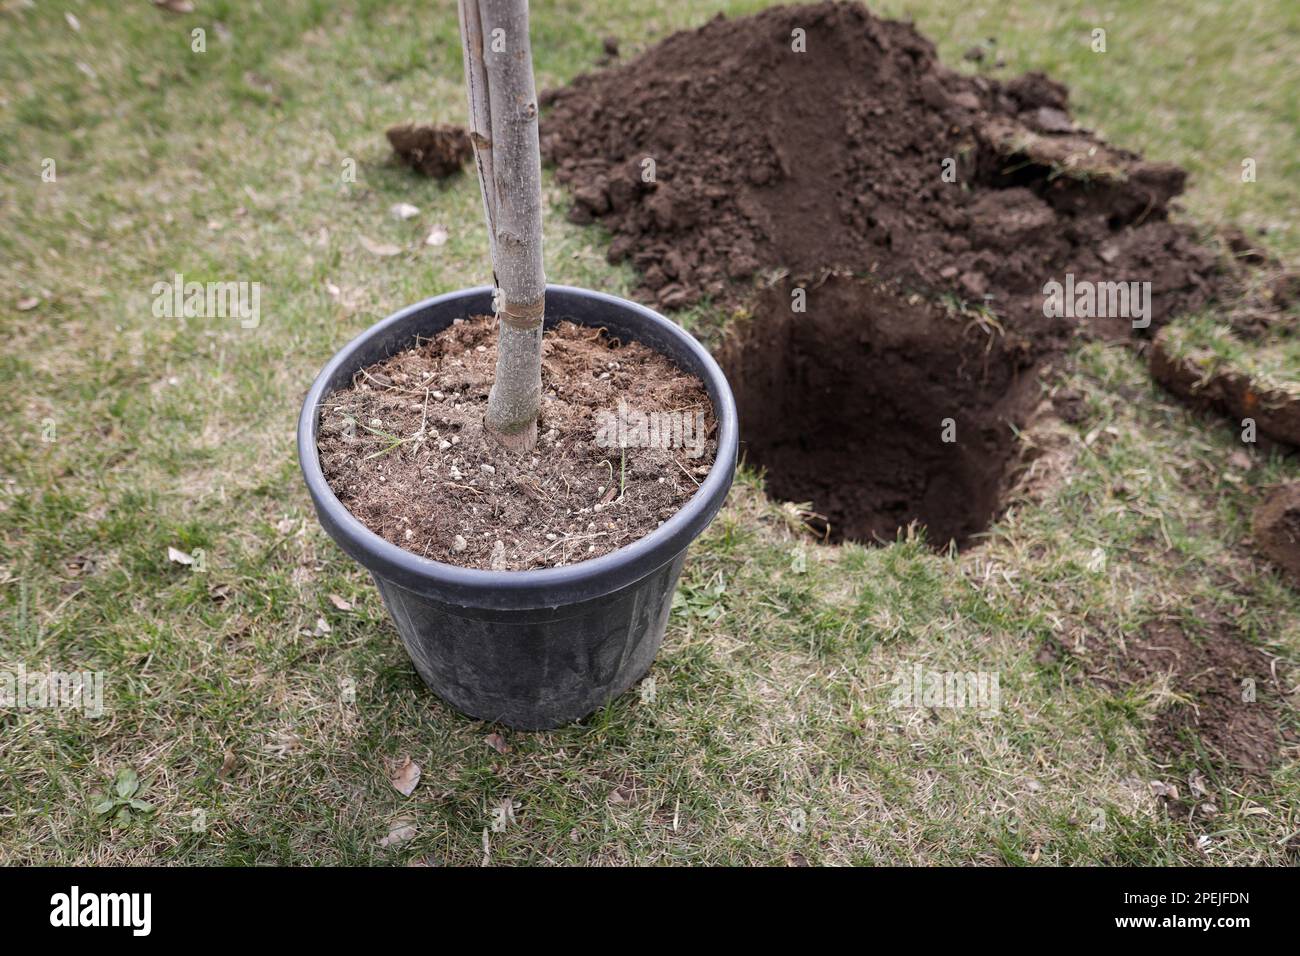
top-left (541, 0), bottom-right (1228, 342)
top-left (317, 317), bottom-right (716, 571)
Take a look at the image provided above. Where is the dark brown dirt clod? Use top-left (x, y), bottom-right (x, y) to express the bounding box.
top-left (1149, 329), bottom-right (1300, 447)
top-left (1254, 482), bottom-right (1300, 584)
top-left (317, 316), bottom-right (716, 571)
top-left (540, 0), bottom-right (1228, 335)
top-left (386, 122), bottom-right (473, 178)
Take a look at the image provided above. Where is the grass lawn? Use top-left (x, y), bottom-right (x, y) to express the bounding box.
top-left (1, 0), bottom-right (1297, 865)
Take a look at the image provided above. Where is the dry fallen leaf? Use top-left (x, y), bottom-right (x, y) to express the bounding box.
top-left (379, 817), bottom-right (417, 847)
top-left (389, 756), bottom-right (421, 796)
top-left (153, 0), bottom-right (196, 12)
top-left (391, 202), bottom-right (420, 220)
top-left (425, 225), bottom-right (449, 246)
top-left (64, 554), bottom-right (95, 577)
top-left (493, 797), bottom-right (518, 828)
top-left (167, 546), bottom-right (193, 566)
top-left (218, 749), bottom-right (238, 779)
top-left (1149, 780), bottom-right (1180, 801)
top-left (607, 785), bottom-right (636, 806)
top-left (314, 616), bottom-right (332, 636)
top-left (264, 732), bottom-right (302, 758)
top-left (65, 12), bottom-right (80, 30)
top-left (325, 280), bottom-right (341, 300)
top-left (359, 236), bottom-right (402, 257)
top-left (483, 733), bottom-right (511, 755)
top-left (328, 593), bottom-right (353, 611)
top-left (16, 297), bottom-right (39, 311)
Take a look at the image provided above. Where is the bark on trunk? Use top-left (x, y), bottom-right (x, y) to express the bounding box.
top-left (459, 0), bottom-right (545, 453)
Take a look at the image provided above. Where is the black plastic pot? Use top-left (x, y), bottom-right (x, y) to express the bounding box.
top-left (298, 285), bottom-right (737, 729)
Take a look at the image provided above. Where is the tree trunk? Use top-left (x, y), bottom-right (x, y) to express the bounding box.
top-left (459, 0), bottom-right (545, 453)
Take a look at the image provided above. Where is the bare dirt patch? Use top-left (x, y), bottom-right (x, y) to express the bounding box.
top-left (317, 316), bottom-right (716, 570)
top-left (1068, 613), bottom-right (1291, 778)
top-left (718, 275), bottom-right (1039, 547)
top-left (540, 0), bottom-right (1228, 337)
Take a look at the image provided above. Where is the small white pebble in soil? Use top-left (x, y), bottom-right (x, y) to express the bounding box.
top-left (546, 533), bottom-right (557, 541)
top-left (439, 440), bottom-right (451, 451)
top-left (452, 534), bottom-right (467, 552)
top-left (476, 345), bottom-right (487, 352)
top-left (481, 464), bottom-right (495, 476)
top-left (451, 436), bottom-right (460, 445)
top-left (433, 390), bottom-right (445, 400)
top-left (490, 540), bottom-right (507, 570)
top-left (404, 528), bottom-right (414, 540)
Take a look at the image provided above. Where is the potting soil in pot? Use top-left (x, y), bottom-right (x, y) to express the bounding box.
top-left (317, 315), bottom-right (717, 571)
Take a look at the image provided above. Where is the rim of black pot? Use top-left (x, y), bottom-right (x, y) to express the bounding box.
top-left (298, 284), bottom-right (738, 611)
